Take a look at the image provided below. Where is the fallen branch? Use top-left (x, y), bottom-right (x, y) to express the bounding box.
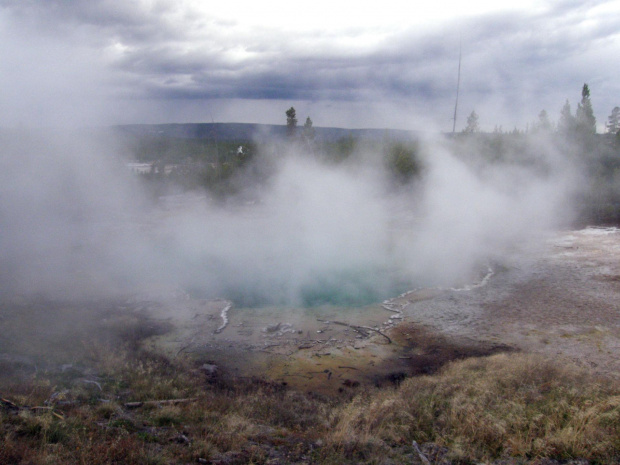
top-left (124, 397), bottom-right (199, 409)
top-left (307, 369), bottom-right (331, 375)
top-left (359, 326), bottom-right (392, 344)
top-left (330, 321), bottom-right (370, 337)
top-left (2, 399), bottom-right (64, 419)
top-left (330, 321), bottom-right (392, 343)
top-left (30, 406), bottom-right (65, 419)
top-left (0, 397), bottom-right (19, 410)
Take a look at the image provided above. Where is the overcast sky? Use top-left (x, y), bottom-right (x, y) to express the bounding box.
top-left (0, 0), bottom-right (618, 132)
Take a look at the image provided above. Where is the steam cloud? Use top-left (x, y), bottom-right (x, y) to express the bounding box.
top-left (0, 129), bottom-right (577, 307)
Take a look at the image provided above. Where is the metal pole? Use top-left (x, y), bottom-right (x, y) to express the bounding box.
top-left (452, 42), bottom-right (462, 134)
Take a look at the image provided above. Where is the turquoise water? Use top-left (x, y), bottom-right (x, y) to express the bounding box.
top-left (188, 267), bottom-right (412, 308)
top-left (297, 271), bottom-right (410, 307)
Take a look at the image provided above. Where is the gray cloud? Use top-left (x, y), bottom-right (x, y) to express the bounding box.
top-left (0, 0), bottom-right (618, 129)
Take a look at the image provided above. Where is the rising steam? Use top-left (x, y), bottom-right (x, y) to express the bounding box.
top-left (0, 129), bottom-right (577, 307)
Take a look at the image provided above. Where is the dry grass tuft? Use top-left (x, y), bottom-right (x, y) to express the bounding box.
top-left (327, 353), bottom-right (620, 463)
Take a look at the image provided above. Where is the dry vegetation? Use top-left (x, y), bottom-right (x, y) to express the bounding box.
top-left (1, 302), bottom-right (619, 464)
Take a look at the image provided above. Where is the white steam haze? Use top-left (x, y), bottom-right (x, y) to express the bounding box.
top-left (0, 0), bottom-right (591, 306)
top-left (0, 130), bottom-right (578, 307)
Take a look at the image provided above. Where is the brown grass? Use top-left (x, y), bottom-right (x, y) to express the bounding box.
top-left (1, 300), bottom-right (619, 464)
top-left (327, 353), bottom-right (620, 463)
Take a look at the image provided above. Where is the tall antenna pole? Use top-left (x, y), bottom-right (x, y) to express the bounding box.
top-left (452, 41), bottom-right (462, 134)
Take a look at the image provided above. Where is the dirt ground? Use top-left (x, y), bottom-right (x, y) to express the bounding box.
top-left (392, 226), bottom-right (620, 379)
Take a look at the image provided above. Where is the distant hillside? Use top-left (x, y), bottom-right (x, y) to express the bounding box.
top-left (112, 123), bottom-right (420, 143)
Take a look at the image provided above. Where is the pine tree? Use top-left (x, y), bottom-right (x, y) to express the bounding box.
top-left (303, 116), bottom-right (315, 142)
top-left (575, 83), bottom-right (596, 134)
top-left (537, 109), bottom-right (552, 132)
top-left (606, 106), bottom-right (620, 134)
top-left (463, 110), bottom-right (479, 133)
top-left (558, 100), bottom-right (575, 134)
top-left (285, 107), bottom-right (297, 138)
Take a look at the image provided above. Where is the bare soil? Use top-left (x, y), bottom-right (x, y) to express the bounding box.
top-left (394, 227), bottom-right (620, 379)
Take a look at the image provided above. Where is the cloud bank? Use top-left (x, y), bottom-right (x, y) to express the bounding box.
top-left (0, 0), bottom-right (618, 130)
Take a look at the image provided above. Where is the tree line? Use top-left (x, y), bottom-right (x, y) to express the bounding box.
top-left (464, 83), bottom-right (619, 136)
top-left (131, 87), bottom-right (620, 223)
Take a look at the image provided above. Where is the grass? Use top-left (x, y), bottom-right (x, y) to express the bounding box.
top-left (327, 353), bottom-right (620, 462)
top-left (1, 302), bottom-right (619, 464)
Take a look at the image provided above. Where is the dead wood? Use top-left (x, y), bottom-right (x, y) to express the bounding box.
top-left (329, 321), bottom-right (392, 343)
top-left (330, 321), bottom-right (370, 337)
top-left (30, 406), bottom-right (65, 419)
top-left (124, 397), bottom-right (199, 409)
top-left (2, 399), bottom-right (64, 419)
top-left (0, 397), bottom-right (19, 410)
top-left (358, 325), bottom-right (392, 344)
